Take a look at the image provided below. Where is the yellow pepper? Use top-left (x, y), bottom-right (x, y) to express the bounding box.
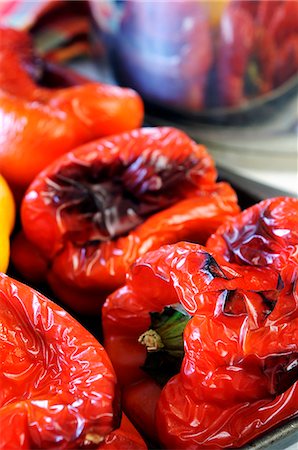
top-left (0, 174), bottom-right (15, 272)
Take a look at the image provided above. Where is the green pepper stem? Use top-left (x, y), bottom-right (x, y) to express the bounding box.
top-left (138, 306), bottom-right (191, 386)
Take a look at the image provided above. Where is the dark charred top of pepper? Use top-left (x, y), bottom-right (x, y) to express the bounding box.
top-left (43, 148), bottom-right (202, 245)
top-left (207, 197), bottom-right (298, 270)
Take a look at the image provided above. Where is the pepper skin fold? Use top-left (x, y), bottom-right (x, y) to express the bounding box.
top-left (0, 273), bottom-right (118, 449)
top-left (21, 127), bottom-right (240, 313)
top-left (206, 196), bottom-right (298, 271)
top-left (102, 206), bottom-right (298, 448)
top-left (0, 27), bottom-right (143, 197)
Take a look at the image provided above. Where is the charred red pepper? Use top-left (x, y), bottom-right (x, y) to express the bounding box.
top-left (102, 199), bottom-right (298, 448)
top-left (206, 197), bottom-right (298, 271)
top-left (21, 127), bottom-right (239, 313)
top-left (0, 273), bottom-right (119, 449)
top-left (0, 27), bottom-right (143, 197)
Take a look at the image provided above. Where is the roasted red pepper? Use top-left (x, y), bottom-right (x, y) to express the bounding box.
top-left (103, 242), bottom-right (298, 449)
top-left (206, 197), bottom-right (298, 271)
top-left (0, 273), bottom-right (119, 449)
top-left (0, 27), bottom-right (143, 197)
top-left (20, 127), bottom-right (240, 313)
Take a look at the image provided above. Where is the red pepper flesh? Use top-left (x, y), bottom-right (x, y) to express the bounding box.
top-left (0, 273), bottom-right (118, 449)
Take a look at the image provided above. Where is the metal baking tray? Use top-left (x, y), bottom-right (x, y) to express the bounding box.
top-left (242, 418), bottom-right (298, 450)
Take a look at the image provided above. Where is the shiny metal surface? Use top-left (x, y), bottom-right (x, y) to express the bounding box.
top-left (243, 418), bottom-right (298, 450)
top-left (217, 166), bottom-right (295, 200)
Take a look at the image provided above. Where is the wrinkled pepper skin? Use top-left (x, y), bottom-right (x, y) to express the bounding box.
top-left (0, 27), bottom-right (144, 196)
top-left (103, 237), bottom-right (298, 447)
top-left (0, 273), bottom-right (118, 449)
top-left (0, 174), bottom-right (15, 272)
top-left (206, 197), bottom-right (298, 270)
top-left (21, 127), bottom-right (240, 313)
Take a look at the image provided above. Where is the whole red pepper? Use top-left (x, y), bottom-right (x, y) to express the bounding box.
top-left (102, 200), bottom-right (298, 448)
top-left (0, 27), bottom-right (143, 198)
top-left (21, 127), bottom-right (240, 313)
top-left (0, 273), bottom-right (119, 449)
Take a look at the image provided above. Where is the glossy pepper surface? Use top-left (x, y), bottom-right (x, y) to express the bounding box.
top-left (206, 196), bottom-right (298, 270)
top-left (21, 127), bottom-right (240, 313)
top-left (0, 273), bottom-right (118, 449)
top-left (0, 27), bottom-right (143, 196)
top-left (103, 198), bottom-right (298, 448)
top-left (0, 174), bottom-right (15, 272)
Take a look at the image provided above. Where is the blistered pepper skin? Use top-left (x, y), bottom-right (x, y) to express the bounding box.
top-left (156, 255), bottom-right (298, 449)
top-left (103, 236), bottom-right (298, 448)
top-left (157, 373), bottom-right (297, 450)
top-left (0, 273), bottom-right (118, 450)
top-left (21, 127), bottom-right (240, 313)
top-left (206, 197), bottom-right (298, 270)
top-left (0, 27), bottom-right (144, 196)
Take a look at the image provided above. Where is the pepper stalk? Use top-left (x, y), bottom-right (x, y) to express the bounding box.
top-left (138, 306), bottom-right (191, 386)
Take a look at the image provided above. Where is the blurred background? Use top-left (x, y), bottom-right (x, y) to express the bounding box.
top-left (1, 0), bottom-right (297, 196)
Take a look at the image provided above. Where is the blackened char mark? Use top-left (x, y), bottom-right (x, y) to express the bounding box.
top-left (259, 292), bottom-right (278, 319)
top-left (45, 151), bottom-right (200, 244)
top-left (203, 253), bottom-right (228, 280)
top-left (222, 290), bottom-right (247, 316)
